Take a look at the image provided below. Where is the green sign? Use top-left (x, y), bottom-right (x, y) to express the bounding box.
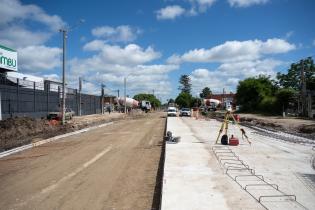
top-left (0, 44), bottom-right (18, 71)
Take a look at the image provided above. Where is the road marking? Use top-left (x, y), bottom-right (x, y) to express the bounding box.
top-left (41, 146), bottom-right (112, 195)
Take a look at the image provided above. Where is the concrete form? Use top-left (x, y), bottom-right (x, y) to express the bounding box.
top-left (161, 117), bottom-right (315, 210)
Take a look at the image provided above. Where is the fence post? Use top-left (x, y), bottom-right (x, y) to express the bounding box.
top-left (58, 86), bottom-right (61, 111)
top-left (0, 91), bottom-right (2, 121)
top-left (76, 89), bottom-right (79, 116)
top-left (94, 96), bottom-right (96, 114)
top-left (33, 82), bottom-right (36, 112)
top-left (16, 78), bottom-right (19, 113)
top-left (46, 81), bottom-right (50, 113)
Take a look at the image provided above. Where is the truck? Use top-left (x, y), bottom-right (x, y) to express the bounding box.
top-left (139, 100), bottom-right (151, 113)
top-left (115, 97), bottom-right (139, 108)
top-left (114, 97), bottom-right (151, 113)
top-left (203, 99), bottom-right (221, 111)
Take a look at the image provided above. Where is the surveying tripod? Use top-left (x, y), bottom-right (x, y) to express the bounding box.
top-left (215, 111), bottom-right (251, 145)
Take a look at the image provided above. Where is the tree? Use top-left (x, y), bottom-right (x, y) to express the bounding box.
top-left (178, 75), bottom-right (192, 94)
top-left (277, 57), bottom-right (315, 91)
top-left (175, 92), bottom-right (193, 108)
top-left (275, 88), bottom-right (297, 113)
top-left (199, 87), bottom-right (212, 98)
top-left (192, 97), bottom-right (202, 107)
top-left (133, 93), bottom-right (161, 108)
top-left (236, 75), bottom-right (277, 112)
top-left (168, 98), bottom-right (175, 104)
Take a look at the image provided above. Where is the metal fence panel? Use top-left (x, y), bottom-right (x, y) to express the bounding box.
top-left (0, 75), bottom-right (102, 120)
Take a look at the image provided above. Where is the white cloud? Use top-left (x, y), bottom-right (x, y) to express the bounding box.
top-left (0, 26), bottom-right (50, 49)
top-left (168, 38), bottom-right (295, 64)
top-left (228, 0), bottom-right (269, 8)
top-left (157, 0), bottom-right (267, 20)
top-left (0, 0), bottom-right (66, 74)
top-left (0, 0), bottom-right (65, 31)
top-left (217, 59), bottom-right (282, 77)
top-left (69, 42), bottom-right (179, 97)
top-left (156, 5), bottom-right (186, 20)
top-left (18, 45), bottom-right (61, 72)
top-left (156, 1), bottom-right (217, 19)
top-left (176, 38), bottom-right (292, 95)
top-left (189, 0), bottom-right (217, 12)
top-left (91, 25), bottom-right (141, 43)
top-left (68, 64), bottom-right (177, 97)
top-left (285, 31), bottom-right (294, 39)
top-left (83, 41), bottom-right (161, 66)
top-left (190, 59), bottom-right (283, 94)
top-left (43, 74), bottom-right (60, 82)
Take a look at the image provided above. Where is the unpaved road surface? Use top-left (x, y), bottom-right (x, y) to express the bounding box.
top-left (0, 113), bottom-right (165, 210)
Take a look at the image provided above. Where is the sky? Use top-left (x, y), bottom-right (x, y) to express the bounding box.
top-left (0, 0), bottom-right (314, 102)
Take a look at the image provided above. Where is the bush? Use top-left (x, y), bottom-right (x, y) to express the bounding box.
top-left (258, 96), bottom-right (277, 114)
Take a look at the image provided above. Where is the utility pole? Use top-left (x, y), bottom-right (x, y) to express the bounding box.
top-left (117, 89), bottom-right (120, 97)
top-left (222, 88), bottom-right (225, 108)
top-left (59, 19), bottom-right (84, 123)
top-left (60, 29), bottom-right (67, 125)
top-left (124, 77), bottom-right (127, 114)
top-left (301, 60), bottom-right (307, 116)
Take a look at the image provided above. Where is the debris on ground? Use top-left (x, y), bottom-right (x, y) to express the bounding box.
top-left (238, 114), bottom-right (315, 140)
top-left (206, 112), bottom-right (315, 140)
top-left (0, 111), bottom-right (148, 151)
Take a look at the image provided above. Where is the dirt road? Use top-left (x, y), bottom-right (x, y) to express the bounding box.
top-left (0, 113), bottom-right (166, 210)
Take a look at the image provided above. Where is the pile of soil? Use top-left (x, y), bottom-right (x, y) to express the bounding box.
top-left (298, 124), bottom-right (315, 134)
top-left (238, 116), bottom-right (315, 138)
top-left (207, 111), bottom-right (315, 139)
top-left (239, 117), bottom-right (282, 130)
top-left (0, 117), bottom-right (73, 151)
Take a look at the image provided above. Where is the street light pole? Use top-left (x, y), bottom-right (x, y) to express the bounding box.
top-left (124, 77), bottom-right (127, 114)
top-left (60, 29), bottom-right (67, 125)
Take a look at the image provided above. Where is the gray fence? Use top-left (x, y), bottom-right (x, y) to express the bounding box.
top-left (0, 75), bottom-right (102, 120)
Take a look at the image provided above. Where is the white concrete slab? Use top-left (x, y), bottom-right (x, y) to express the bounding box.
top-left (181, 117), bottom-right (315, 210)
top-left (161, 117), bottom-right (264, 210)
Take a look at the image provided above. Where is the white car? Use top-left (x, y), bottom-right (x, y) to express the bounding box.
top-left (179, 108), bottom-right (191, 117)
top-left (167, 107), bottom-right (177, 117)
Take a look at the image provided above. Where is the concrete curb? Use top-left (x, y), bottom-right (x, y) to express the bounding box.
top-left (0, 121), bottom-right (114, 159)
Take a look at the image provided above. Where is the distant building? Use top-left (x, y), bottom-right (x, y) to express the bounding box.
top-left (210, 93), bottom-right (236, 107)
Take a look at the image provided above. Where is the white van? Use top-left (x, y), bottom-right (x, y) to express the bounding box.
top-left (167, 107), bottom-right (177, 117)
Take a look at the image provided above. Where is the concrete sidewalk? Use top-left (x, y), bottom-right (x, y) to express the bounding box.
top-left (161, 117), bottom-right (264, 210)
top-left (162, 116), bottom-right (315, 210)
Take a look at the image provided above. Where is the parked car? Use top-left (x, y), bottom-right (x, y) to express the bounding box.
top-left (179, 108), bottom-right (191, 117)
top-left (47, 108), bottom-right (75, 120)
top-left (167, 107), bottom-right (177, 117)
